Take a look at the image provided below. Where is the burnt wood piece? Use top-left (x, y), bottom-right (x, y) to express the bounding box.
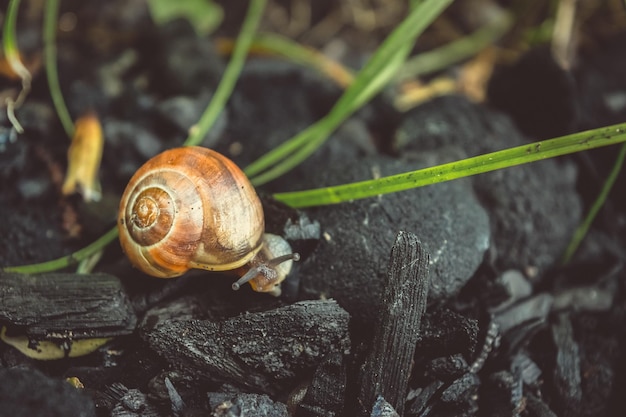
top-left (524, 391), bottom-right (558, 417)
top-left (207, 392), bottom-right (288, 416)
top-left (356, 231), bottom-right (430, 416)
top-left (370, 396), bottom-right (400, 417)
top-left (143, 300), bottom-right (350, 394)
top-left (295, 352), bottom-right (346, 417)
top-left (551, 313), bottom-right (582, 416)
top-left (0, 272), bottom-right (137, 338)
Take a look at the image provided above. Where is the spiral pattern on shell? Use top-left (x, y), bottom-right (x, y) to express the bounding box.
top-left (118, 147), bottom-right (265, 278)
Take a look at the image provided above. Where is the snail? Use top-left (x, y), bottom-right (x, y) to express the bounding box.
top-left (117, 146), bottom-right (299, 296)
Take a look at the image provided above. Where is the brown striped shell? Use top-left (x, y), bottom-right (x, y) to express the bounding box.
top-left (117, 146), bottom-right (265, 278)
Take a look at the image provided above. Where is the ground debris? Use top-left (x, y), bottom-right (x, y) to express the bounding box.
top-left (207, 392), bottom-right (288, 417)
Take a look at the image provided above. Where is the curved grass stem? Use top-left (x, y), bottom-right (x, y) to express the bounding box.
top-left (3, 0), bottom-right (31, 133)
top-left (44, 0), bottom-right (75, 138)
top-left (561, 142), bottom-right (626, 263)
top-left (183, 0), bottom-right (266, 147)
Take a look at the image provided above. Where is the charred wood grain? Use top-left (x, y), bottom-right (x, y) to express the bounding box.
top-left (0, 272), bottom-right (136, 338)
top-left (551, 313), bottom-right (582, 416)
top-left (294, 352), bottom-right (346, 417)
top-left (356, 231), bottom-right (430, 416)
top-left (143, 300), bottom-right (350, 395)
top-left (207, 392), bottom-right (288, 416)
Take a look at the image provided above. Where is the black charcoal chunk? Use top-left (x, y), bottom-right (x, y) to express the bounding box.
top-left (416, 309), bottom-right (479, 360)
top-left (493, 294), bottom-right (553, 334)
top-left (0, 367), bottom-right (96, 417)
top-left (370, 396), bottom-right (400, 417)
top-left (0, 272), bottom-right (137, 338)
top-left (298, 155), bottom-right (489, 327)
top-left (164, 377), bottom-right (185, 417)
top-left (425, 355), bottom-right (469, 381)
top-left (396, 96), bottom-right (581, 276)
top-left (295, 353), bottom-right (346, 417)
top-left (406, 381), bottom-right (445, 416)
top-left (489, 270), bottom-right (533, 313)
top-left (487, 47), bottom-right (577, 139)
top-left (356, 232), bottom-right (430, 416)
top-left (524, 392), bottom-right (558, 417)
top-left (207, 392), bottom-right (288, 417)
top-left (111, 386), bottom-right (161, 417)
top-left (512, 353), bottom-right (542, 386)
top-left (143, 300), bottom-right (350, 394)
top-left (553, 286), bottom-right (614, 312)
top-left (149, 19), bottom-right (224, 96)
top-left (480, 370), bottom-right (524, 416)
top-left (435, 373), bottom-right (480, 417)
top-left (551, 313), bottom-right (582, 414)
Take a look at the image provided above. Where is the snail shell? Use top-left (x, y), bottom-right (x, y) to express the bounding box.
top-left (118, 146), bottom-right (265, 278)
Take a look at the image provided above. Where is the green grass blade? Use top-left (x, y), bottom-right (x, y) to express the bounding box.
top-left (395, 12), bottom-right (512, 81)
top-left (561, 142), bottom-right (626, 263)
top-left (244, 0), bottom-right (454, 182)
top-left (2, 226), bottom-right (119, 274)
top-left (273, 123), bottom-right (626, 208)
top-left (44, 0), bottom-right (75, 138)
top-left (183, 0), bottom-right (266, 146)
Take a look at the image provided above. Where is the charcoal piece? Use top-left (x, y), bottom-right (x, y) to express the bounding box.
top-left (296, 154), bottom-right (489, 328)
top-left (111, 386), bottom-right (162, 417)
top-left (0, 367), bottom-right (96, 417)
top-left (164, 377), bottom-right (185, 417)
top-left (370, 396), bottom-right (400, 417)
top-left (408, 374), bottom-right (480, 417)
top-left (493, 294), bottom-right (553, 334)
top-left (0, 272), bottom-right (137, 338)
top-left (396, 96), bottom-right (581, 276)
top-left (143, 300), bottom-right (350, 394)
top-left (440, 373), bottom-right (480, 404)
top-left (434, 373), bottom-right (480, 416)
top-left (511, 353), bottom-right (542, 386)
top-left (148, 19), bottom-right (224, 96)
top-left (406, 381), bottom-right (445, 416)
top-left (416, 309), bottom-right (479, 360)
top-left (487, 46), bottom-right (577, 139)
top-left (489, 270), bottom-right (532, 313)
top-left (295, 353), bottom-right (346, 417)
top-left (479, 370), bottom-right (523, 416)
top-left (207, 392), bottom-right (288, 417)
top-left (551, 313), bottom-right (582, 415)
top-left (356, 232), bottom-right (430, 416)
top-left (524, 392), bottom-right (558, 417)
top-left (425, 355), bottom-right (469, 381)
top-left (552, 286), bottom-right (614, 312)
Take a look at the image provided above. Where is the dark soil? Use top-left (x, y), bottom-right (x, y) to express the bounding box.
top-left (1, 2), bottom-right (626, 417)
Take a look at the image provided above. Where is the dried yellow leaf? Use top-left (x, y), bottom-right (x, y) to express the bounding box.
top-left (62, 112), bottom-right (104, 202)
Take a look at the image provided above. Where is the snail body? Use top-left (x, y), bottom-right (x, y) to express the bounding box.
top-left (117, 146), bottom-right (298, 295)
